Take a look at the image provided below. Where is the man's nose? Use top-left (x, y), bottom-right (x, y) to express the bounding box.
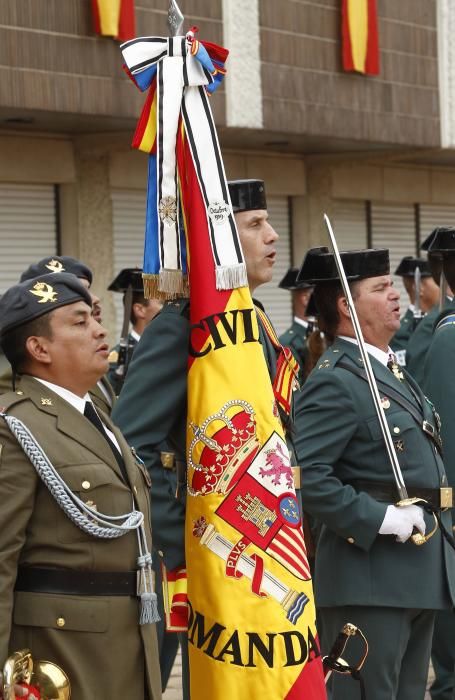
top-left (265, 222), bottom-right (279, 243)
top-left (92, 318), bottom-right (107, 337)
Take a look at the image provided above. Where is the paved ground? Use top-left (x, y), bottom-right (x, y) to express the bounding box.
top-left (163, 648), bottom-right (435, 699)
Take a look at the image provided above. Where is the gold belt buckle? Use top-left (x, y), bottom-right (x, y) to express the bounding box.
top-left (291, 466), bottom-right (301, 489)
top-left (440, 487), bottom-right (453, 509)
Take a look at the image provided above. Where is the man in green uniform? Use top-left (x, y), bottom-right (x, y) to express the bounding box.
top-left (423, 227), bottom-right (455, 700)
top-left (278, 266), bottom-right (314, 384)
top-left (0, 272), bottom-right (161, 699)
top-left (391, 256), bottom-right (437, 364)
top-left (107, 268), bottom-right (162, 396)
top-left (294, 246), bottom-right (455, 700)
top-left (112, 179), bottom-right (302, 698)
top-left (0, 256), bottom-right (116, 414)
top-left (406, 231), bottom-right (453, 385)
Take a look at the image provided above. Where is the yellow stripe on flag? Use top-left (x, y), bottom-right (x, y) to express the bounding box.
top-left (139, 92), bottom-right (157, 153)
top-left (97, 0), bottom-right (122, 37)
top-left (347, 0), bottom-right (368, 73)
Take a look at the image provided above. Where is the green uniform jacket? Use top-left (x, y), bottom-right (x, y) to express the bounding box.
top-left (0, 376), bottom-right (161, 700)
top-left (0, 368), bottom-right (116, 415)
top-left (294, 338), bottom-right (455, 610)
top-left (113, 298), bottom-right (294, 572)
top-left (406, 304), bottom-right (441, 385)
top-left (423, 301), bottom-right (455, 496)
top-left (279, 319), bottom-right (308, 385)
top-left (390, 306), bottom-right (415, 355)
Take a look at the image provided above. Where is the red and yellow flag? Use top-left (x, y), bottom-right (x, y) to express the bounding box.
top-left (178, 129), bottom-right (326, 698)
top-left (341, 0), bottom-right (379, 75)
top-left (92, 0), bottom-right (135, 42)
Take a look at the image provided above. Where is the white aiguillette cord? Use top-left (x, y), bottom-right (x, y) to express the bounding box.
top-left (1, 412), bottom-right (159, 625)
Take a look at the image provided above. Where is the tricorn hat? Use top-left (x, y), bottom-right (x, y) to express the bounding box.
top-left (228, 179), bottom-right (267, 213)
top-left (0, 272), bottom-right (92, 336)
top-left (20, 256), bottom-right (93, 285)
top-left (394, 256), bottom-right (431, 277)
top-left (108, 268), bottom-right (144, 293)
top-left (278, 267), bottom-right (313, 291)
top-left (298, 247), bottom-right (389, 284)
top-left (427, 227), bottom-right (455, 254)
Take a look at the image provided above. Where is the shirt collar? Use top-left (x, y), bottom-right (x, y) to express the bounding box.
top-left (294, 317), bottom-right (308, 330)
top-left (130, 329), bottom-right (141, 343)
top-left (338, 336), bottom-right (391, 367)
top-left (34, 378), bottom-right (90, 414)
top-left (408, 304), bottom-right (415, 313)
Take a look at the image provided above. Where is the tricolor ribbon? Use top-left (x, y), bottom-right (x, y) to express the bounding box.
top-left (121, 30), bottom-right (247, 298)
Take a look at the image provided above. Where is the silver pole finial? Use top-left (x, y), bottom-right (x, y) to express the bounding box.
top-left (168, 0), bottom-right (184, 36)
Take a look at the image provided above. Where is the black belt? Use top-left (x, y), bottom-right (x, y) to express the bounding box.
top-left (15, 567), bottom-right (137, 596)
top-left (345, 479), bottom-right (453, 510)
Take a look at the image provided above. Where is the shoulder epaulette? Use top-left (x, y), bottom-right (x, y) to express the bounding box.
top-left (436, 313), bottom-right (455, 331)
top-left (161, 298), bottom-right (190, 318)
top-left (0, 390), bottom-right (29, 414)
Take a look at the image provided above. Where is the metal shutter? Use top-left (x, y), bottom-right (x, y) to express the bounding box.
top-left (420, 205), bottom-right (455, 242)
top-left (111, 191), bottom-right (292, 337)
top-left (0, 184), bottom-right (57, 294)
top-left (371, 203), bottom-right (416, 312)
top-left (253, 196), bottom-right (292, 335)
top-left (333, 200), bottom-right (367, 249)
top-left (111, 189), bottom-right (146, 339)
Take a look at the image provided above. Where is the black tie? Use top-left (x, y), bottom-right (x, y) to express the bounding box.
top-left (84, 402), bottom-right (129, 483)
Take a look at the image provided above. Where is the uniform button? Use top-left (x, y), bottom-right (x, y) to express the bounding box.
top-left (393, 427), bottom-right (400, 434)
top-left (56, 617), bottom-right (66, 628)
top-left (347, 537), bottom-right (355, 544)
top-left (82, 480), bottom-right (91, 490)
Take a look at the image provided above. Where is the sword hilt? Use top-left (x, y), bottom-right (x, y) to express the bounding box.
top-left (396, 497), bottom-right (439, 545)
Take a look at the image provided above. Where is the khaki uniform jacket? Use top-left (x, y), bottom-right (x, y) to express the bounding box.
top-left (0, 376), bottom-right (161, 700)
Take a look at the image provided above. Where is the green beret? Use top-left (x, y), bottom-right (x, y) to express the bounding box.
top-left (20, 256), bottom-right (93, 285)
top-left (0, 273), bottom-right (92, 336)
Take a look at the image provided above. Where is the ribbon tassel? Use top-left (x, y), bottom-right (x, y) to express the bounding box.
top-left (121, 31), bottom-right (247, 299)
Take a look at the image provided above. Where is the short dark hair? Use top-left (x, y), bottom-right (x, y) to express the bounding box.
top-left (1, 313), bottom-right (54, 373)
top-left (127, 292), bottom-right (149, 325)
top-left (313, 280), bottom-right (360, 344)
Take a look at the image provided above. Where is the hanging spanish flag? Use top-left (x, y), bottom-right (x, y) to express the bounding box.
top-left (121, 24), bottom-right (326, 700)
top-left (341, 0), bottom-right (379, 75)
top-left (92, 0), bottom-right (135, 42)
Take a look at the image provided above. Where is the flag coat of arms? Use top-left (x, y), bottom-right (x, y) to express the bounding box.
top-left (121, 20), bottom-right (327, 699)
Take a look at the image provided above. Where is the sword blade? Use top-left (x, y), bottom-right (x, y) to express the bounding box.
top-left (413, 266), bottom-right (422, 319)
top-left (324, 214), bottom-right (408, 501)
top-left (168, 0), bottom-right (184, 36)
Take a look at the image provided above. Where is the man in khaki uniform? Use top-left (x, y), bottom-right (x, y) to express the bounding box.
top-left (0, 272), bottom-right (161, 699)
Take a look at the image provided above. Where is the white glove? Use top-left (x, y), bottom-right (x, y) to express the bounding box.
top-left (379, 504), bottom-right (426, 543)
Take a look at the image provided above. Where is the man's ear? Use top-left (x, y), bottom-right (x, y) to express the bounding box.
top-left (25, 336), bottom-right (52, 365)
top-left (337, 295), bottom-right (350, 321)
top-left (132, 302), bottom-right (146, 321)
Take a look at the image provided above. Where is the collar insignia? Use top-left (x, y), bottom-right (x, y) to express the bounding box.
top-left (30, 282), bottom-right (58, 304)
top-left (41, 397), bottom-right (53, 406)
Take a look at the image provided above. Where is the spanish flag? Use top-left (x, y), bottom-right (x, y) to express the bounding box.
top-left (341, 0), bottom-right (379, 75)
top-left (177, 127), bottom-right (326, 699)
top-left (92, 0), bottom-right (135, 42)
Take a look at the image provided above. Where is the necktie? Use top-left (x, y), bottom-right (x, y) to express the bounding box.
top-left (84, 402), bottom-right (129, 483)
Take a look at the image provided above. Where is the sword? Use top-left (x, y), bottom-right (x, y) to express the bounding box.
top-left (439, 269), bottom-right (448, 312)
top-left (413, 265), bottom-right (422, 329)
top-left (323, 623), bottom-right (368, 685)
top-left (324, 214), bottom-right (433, 546)
top-left (114, 283), bottom-right (134, 386)
top-left (168, 0), bottom-right (184, 36)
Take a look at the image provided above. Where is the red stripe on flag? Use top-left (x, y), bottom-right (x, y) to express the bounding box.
top-left (365, 0), bottom-right (380, 75)
top-left (91, 0), bottom-right (102, 34)
top-left (118, 0), bottom-right (136, 42)
top-left (268, 527), bottom-right (311, 580)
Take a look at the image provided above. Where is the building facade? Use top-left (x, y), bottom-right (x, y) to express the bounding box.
top-left (1, 0), bottom-right (454, 338)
